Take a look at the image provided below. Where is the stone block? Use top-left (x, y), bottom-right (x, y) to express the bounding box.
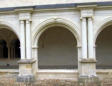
top-left (17, 59), bottom-right (36, 82)
top-left (78, 76), bottom-right (101, 86)
top-left (17, 75), bottom-right (35, 82)
top-left (79, 58), bottom-right (96, 76)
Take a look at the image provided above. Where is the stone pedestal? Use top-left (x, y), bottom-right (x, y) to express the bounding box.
top-left (78, 76), bottom-right (101, 86)
top-left (17, 59), bottom-right (36, 82)
top-left (79, 59), bottom-right (96, 76)
top-left (78, 59), bottom-right (100, 86)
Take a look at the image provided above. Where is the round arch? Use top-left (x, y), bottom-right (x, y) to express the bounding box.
top-left (94, 17), bottom-right (112, 43)
top-left (0, 22), bottom-right (20, 69)
top-left (95, 17), bottom-right (112, 69)
top-left (0, 21), bottom-right (20, 40)
top-left (33, 18), bottom-right (81, 47)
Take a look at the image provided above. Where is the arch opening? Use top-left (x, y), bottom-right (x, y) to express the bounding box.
top-left (38, 26), bottom-right (78, 69)
top-left (96, 25), bottom-right (112, 69)
top-left (0, 28), bottom-right (20, 69)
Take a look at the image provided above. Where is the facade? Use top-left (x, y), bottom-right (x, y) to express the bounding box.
top-left (0, 0), bottom-right (112, 83)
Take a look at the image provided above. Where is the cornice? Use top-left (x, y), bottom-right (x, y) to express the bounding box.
top-left (0, 1), bottom-right (111, 13)
top-left (14, 8), bottom-right (33, 13)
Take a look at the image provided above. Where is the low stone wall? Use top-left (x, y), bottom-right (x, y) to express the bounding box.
top-left (0, 75), bottom-right (77, 86)
top-left (0, 74), bottom-right (112, 86)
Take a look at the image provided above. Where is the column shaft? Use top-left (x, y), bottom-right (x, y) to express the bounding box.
top-left (26, 20), bottom-right (32, 59)
top-left (0, 45), bottom-right (3, 58)
top-left (20, 20), bottom-right (25, 59)
top-left (81, 18), bottom-right (87, 59)
top-left (13, 47), bottom-right (15, 59)
top-left (8, 46), bottom-right (10, 60)
top-left (88, 18), bottom-right (94, 59)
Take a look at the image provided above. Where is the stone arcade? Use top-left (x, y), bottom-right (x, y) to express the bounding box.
top-left (0, 0), bottom-right (112, 85)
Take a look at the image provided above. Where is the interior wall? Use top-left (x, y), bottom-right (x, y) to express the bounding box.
top-left (38, 26), bottom-right (77, 69)
top-left (96, 25), bottom-right (112, 69)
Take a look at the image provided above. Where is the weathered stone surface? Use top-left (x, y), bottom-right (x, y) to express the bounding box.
top-left (78, 76), bottom-right (101, 86)
top-left (0, 74), bottom-right (112, 86)
top-left (17, 75), bottom-right (35, 82)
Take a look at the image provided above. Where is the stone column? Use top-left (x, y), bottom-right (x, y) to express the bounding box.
top-left (10, 47), bottom-right (13, 59)
top-left (11, 47), bottom-right (13, 59)
top-left (81, 17), bottom-right (87, 59)
top-left (87, 17), bottom-right (96, 76)
top-left (20, 20), bottom-right (25, 59)
top-left (88, 17), bottom-right (94, 59)
top-left (13, 47), bottom-right (15, 59)
top-left (0, 45), bottom-right (3, 58)
top-left (80, 17), bottom-right (88, 76)
top-left (26, 20), bottom-right (32, 59)
top-left (8, 45), bottom-right (11, 60)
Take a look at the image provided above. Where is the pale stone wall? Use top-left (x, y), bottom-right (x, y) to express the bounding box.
top-left (0, 14), bottom-right (20, 39)
top-left (32, 10), bottom-right (81, 45)
top-left (0, 0), bottom-right (112, 81)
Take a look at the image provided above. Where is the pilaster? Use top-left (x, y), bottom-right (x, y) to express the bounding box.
top-left (17, 10), bottom-right (36, 82)
top-left (79, 8), bottom-right (99, 85)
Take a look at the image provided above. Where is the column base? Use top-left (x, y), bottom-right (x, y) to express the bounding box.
top-left (17, 59), bottom-right (36, 82)
top-left (17, 75), bottom-right (35, 82)
top-left (78, 76), bottom-right (101, 86)
top-left (79, 58), bottom-right (96, 76)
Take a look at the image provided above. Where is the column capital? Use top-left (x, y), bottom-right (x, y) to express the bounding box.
top-left (26, 20), bottom-right (30, 24)
top-left (93, 44), bottom-right (96, 48)
top-left (32, 46), bottom-right (38, 49)
top-left (77, 45), bottom-right (82, 48)
top-left (20, 20), bottom-right (24, 24)
top-left (6, 43), bottom-right (10, 47)
top-left (80, 17), bottom-right (87, 22)
top-left (80, 17), bottom-right (86, 20)
top-left (88, 17), bottom-right (94, 21)
top-left (7, 45), bottom-right (11, 48)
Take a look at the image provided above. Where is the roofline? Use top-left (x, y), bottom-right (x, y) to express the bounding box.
top-left (0, 1), bottom-right (112, 11)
